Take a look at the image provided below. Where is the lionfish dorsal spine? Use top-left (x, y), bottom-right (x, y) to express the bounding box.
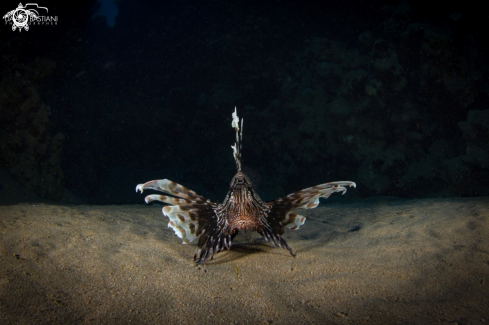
top-left (231, 107), bottom-right (243, 171)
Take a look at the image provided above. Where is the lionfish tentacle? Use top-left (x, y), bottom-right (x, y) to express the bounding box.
top-left (136, 108), bottom-right (356, 266)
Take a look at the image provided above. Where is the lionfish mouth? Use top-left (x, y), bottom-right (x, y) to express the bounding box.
top-left (136, 107), bottom-right (356, 265)
top-left (228, 215), bottom-right (260, 231)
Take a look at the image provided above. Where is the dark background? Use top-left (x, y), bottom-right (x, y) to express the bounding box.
top-left (1, 0), bottom-right (488, 204)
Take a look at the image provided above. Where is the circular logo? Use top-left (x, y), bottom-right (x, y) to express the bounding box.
top-left (13, 9), bottom-right (29, 28)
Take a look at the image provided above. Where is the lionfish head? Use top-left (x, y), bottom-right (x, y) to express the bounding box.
top-left (225, 170), bottom-right (261, 231)
top-left (229, 170), bottom-right (252, 189)
top-left (227, 170), bottom-right (256, 206)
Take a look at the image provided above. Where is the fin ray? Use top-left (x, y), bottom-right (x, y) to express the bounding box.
top-left (136, 179), bottom-right (209, 203)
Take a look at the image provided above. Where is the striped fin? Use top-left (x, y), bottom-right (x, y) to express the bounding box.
top-left (136, 181), bottom-right (220, 247)
top-left (136, 179), bottom-right (210, 203)
top-left (283, 211), bottom-right (306, 231)
top-left (144, 194), bottom-right (210, 207)
top-left (137, 182), bottom-right (231, 264)
top-left (162, 204), bottom-right (215, 244)
top-left (194, 229), bottom-right (237, 265)
top-left (270, 181), bottom-right (356, 211)
top-left (144, 194), bottom-right (217, 244)
top-left (258, 181), bottom-right (356, 249)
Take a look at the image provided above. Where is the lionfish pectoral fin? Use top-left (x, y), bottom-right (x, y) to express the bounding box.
top-left (136, 179), bottom-right (211, 204)
top-left (137, 179), bottom-right (228, 264)
top-left (269, 181), bottom-right (356, 212)
top-left (260, 181), bottom-right (356, 255)
top-left (283, 212), bottom-right (306, 231)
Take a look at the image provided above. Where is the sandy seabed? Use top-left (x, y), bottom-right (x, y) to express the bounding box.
top-left (0, 197), bottom-right (488, 324)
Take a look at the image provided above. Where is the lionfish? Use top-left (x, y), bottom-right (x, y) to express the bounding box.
top-left (136, 108), bottom-right (356, 265)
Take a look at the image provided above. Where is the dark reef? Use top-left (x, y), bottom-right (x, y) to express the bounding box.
top-left (1, 0), bottom-right (488, 203)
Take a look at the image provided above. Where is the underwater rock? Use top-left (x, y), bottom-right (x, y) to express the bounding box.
top-left (0, 58), bottom-right (64, 200)
top-left (458, 109), bottom-right (489, 141)
top-left (358, 30), bottom-right (374, 49)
